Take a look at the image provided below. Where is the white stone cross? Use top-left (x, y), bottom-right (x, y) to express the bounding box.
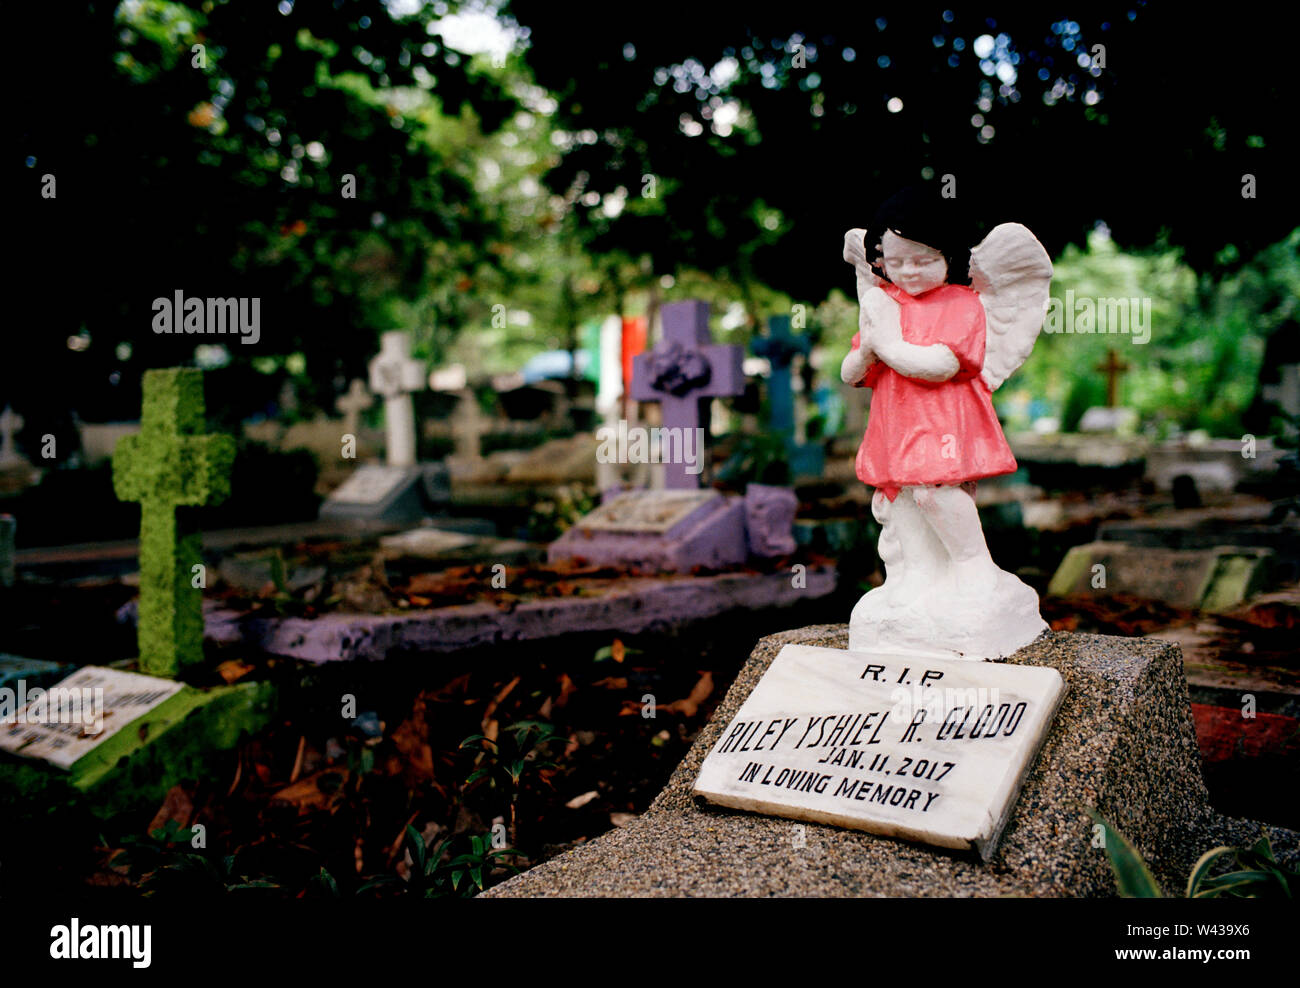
top-left (368, 332), bottom-right (425, 468)
top-left (0, 405), bottom-right (24, 466)
top-left (336, 378), bottom-right (374, 439)
top-left (451, 389), bottom-right (486, 461)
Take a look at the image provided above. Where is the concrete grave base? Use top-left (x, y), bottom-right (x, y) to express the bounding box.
top-left (548, 490), bottom-right (748, 572)
top-left (0, 677), bottom-right (275, 820)
top-left (1048, 541), bottom-right (1274, 612)
top-left (487, 625), bottom-right (1297, 897)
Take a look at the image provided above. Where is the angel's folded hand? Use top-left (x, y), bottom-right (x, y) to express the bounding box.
top-left (843, 228), bottom-right (868, 267)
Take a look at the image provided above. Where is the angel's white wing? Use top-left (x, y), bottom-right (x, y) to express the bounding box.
top-left (969, 223), bottom-right (1053, 391)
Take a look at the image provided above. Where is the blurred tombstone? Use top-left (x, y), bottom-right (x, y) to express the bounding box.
top-left (369, 331), bottom-right (425, 468)
top-left (451, 390), bottom-right (487, 463)
top-left (0, 406), bottom-right (41, 493)
top-left (630, 301), bottom-right (744, 489)
top-left (596, 315), bottom-right (624, 421)
top-left (335, 378), bottom-right (373, 439)
top-left (278, 379), bottom-right (300, 419)
top-left (0, 513), bottom-right (14, 587)
top-left (1256, 322), bottom-right (1300, 445)
top-left (551, 301), bottom-right (793, 569)
top-left (320, 332), bottom-right (448, 522)
top-left (75, 420), bottom-right (139, 468)
top-left (1077, 348), bottom-right (1138, 435)
top-left (1078, 405), bottom-right (1139, 434)
top-left (0, 406), bottom-right (26, 468)
top-left (752, 314), bottom-right (824, 477)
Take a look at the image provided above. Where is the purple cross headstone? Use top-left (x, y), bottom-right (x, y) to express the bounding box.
top-left (630, 300), bottom-right (744, 489)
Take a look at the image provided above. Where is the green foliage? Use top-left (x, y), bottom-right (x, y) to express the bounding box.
top-left (525, 485), bottom-right (597, 541)
top-left (1090, 810), bottom-right (1297, 898)
top-left (359, 825), bottom-right (519, 897)
top-left (16, 0), bottom-right (518, 421)
top-left (718, 430), bottom-right (792, 486)
top-left (460, 720), bottom-right (561, 791)
top-left (109, 822), bottom-right (281, 896)
top-left (1011, 230), bottom-right (1300, 436)
top-left (1186, 835), bottom-right (1298, 898)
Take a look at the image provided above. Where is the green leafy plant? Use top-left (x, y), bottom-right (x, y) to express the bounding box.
top-left (1185, 835), bottom-right (1297, 898)
top-left (525, 484), bottom-right (597, 541)
top-left (109, 822), bottom-right (281, 896)
top-left (1089, 809), bottom-right (1297, 898)
top-left (460, 719), bottom-right (561, 846)
top-left (359, 825), bottom-right (518, 897)
top-left (717, 430), bottom-right (792, 486)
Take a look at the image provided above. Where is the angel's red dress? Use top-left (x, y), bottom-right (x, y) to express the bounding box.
top-left (850, 283), bottom-right (1017, 501)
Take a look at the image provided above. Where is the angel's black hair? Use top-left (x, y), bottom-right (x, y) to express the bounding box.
top-left (865, 185), bottom-right (972, 286)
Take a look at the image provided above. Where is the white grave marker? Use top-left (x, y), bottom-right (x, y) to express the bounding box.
top-left (0, 666), bottom-right (183, 770)
top-left (693, 644), bottom-right (1065, 859)
top-left (326, 464), bottom-right (412, 506)
top-left (577, 489), bottom-right (718, 534)
top-left (368, 331), bottom-right (425, 468)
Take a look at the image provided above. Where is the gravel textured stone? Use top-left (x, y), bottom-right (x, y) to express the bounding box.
top-left (487, 625), bottom-right (1298, 897)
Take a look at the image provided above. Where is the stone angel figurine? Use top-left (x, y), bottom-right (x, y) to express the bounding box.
top-left (840, 187), bottom-right (1053, 659)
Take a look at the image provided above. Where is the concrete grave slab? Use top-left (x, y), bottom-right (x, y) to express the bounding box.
top-left (486, 625), bottom-right (1297, 897)
top-left (1048, 541), bottom-right (1274, 612)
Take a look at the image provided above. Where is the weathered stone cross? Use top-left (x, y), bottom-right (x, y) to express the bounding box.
top-left (368, 331), bottom-right (425, 468)
top-left (753, 313), bottom-right (823, 476)
top-left (1095, 348), bottom-right (1130, 408)
top-left (630, 300), bottom-right (744, 489)
top-left (336, 378), bottom-right (374, 438)
top-left (0, 405), bottom-right (24, 466)
top-left (113, 368), bottom-right (234, 678)
top-left (752, 314), bottom-right (808, 444)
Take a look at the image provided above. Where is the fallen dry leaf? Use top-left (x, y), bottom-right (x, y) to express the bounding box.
top-left (565, 790), bottom-right (599, 810)
top-left (661, 671), bottom-right (715, 717)
top-left (391, 696), bottom-right (436, 781)
top-left (216, 659), bottom-right (255, 684)
top-left (554, 673), bottom-right (578, 709)
top-left (482, 676), bottom-right (521, 730)
top-left (147, 785), bottom-right (194, 837)
top-left (270, 769), bottom-right (350, 814)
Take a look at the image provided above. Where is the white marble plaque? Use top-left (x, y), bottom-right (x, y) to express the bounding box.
top-left (0, 666), bottom-right (183, 770)
top-left (578, 490), bottom-right (717, 534)
top-left (693, 645), bottom-right (1065, 859)
top-left (327, 465), bottom-right (409, 506)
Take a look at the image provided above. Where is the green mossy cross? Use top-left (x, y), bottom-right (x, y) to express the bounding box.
top-left (112, 369), bottom-right (234, 678)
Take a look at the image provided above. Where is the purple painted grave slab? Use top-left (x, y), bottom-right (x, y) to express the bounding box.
top-left (631, 301), bottom-right (744, 490)
top-left (548, 489), bottom-right (747, 571)
top-left (200, 568), bottom-right (836, 663)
